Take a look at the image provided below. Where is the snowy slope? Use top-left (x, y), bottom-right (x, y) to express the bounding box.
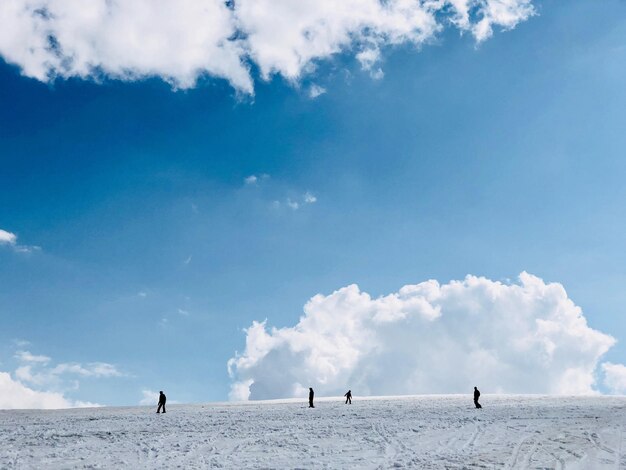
top-left (1, 395), bottom-right (625, 469)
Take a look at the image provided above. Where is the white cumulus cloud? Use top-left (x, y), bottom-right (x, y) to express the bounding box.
top-left (0, 0), bottom-right (251, 91)
top-left (0, 229), bottom-right (17, 245)
top-left (602, 362), bottom-right (626, 394)
top-left (228, 272), bottom-right (618, 400)
top-left (0, 0), bottom-right (536, 92)
top-left (0, 348), bottom-right (121, 409)
top-left (139, 388), bottom-right (179, 406)
top-left (0, 372), bottom-right (97, 409)
top-left (139, 389), bottom-right (159, 406)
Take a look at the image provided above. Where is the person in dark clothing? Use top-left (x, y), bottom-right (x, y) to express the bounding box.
top-left (157, 391), bottom-right (167, 413)
top-left (308, 388), bottom-right (315, 408)
top-left (473, 387), bottom-right (481, 409)
top-left (344, 390), bottom-right (352, 404)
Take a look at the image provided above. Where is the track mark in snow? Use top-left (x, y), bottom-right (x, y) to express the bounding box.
top-left (545, 449), bottom-right (566, 470)
top-left (616, 428), bottom-right (623, 470)
top-left (508, 435), bottom-right (539, 470)
top-left (463, 424), bottom-right (482, 449)
top-left (587, 431), bottom-right (615, 454)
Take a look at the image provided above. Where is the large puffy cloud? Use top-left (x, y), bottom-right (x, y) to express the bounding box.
top-left (0, 0), bottom-right (535, 92)
top-left (228, 273), bottom-right (618, 400)
top-left (0, 0), bottom-right (252, 91)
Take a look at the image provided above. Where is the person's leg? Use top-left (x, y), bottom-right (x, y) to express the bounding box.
top-left (163, 404), bottom-right (166, 413)
top-left (157, 404), bottom-right (162, 413)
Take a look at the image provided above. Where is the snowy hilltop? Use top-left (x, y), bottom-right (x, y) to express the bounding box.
top-left (2, 395), bottom-right (625, 468)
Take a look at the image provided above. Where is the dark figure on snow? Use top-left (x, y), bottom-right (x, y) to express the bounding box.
top-left (157, 391), bottom-right (167, 413)
top-left (344, 390), bottom-right (352, 404)
top-left (474, 387), bottom-right (481, 409)
top-left (309, 388), bottom-right (315, 408)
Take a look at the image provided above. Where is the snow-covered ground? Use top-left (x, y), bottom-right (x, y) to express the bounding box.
top-left (1, 395), bottom-right (625, 469)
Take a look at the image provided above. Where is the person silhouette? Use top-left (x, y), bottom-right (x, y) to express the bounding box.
top-left (344, 390), bottom-right (352, 404)
top-left (157, 391), bottom-right (167, 413)
top-left (309, 388), bottom-right (315, 408)
top-left (473, 387), bottom-right (481, 409)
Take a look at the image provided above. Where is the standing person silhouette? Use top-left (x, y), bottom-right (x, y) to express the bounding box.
top-left (157, 391), bottom-right (167, 413)
top-left (473, 387), bottom-right (481, 409)
top-left (309, 388), bottom-right (315, 408)
top-left (344, 390), bottom-right (352, 404)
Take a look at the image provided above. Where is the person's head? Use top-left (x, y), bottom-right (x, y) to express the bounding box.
top-left (160, 391), bottom-right (163, 394)
top-left (474, 386), bottom-right (477, 390)
top-left (309, 387), bottom-right (313, 391)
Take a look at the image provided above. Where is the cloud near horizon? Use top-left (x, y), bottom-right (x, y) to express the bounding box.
top-left (228, 272), bottom-right (622, 400)
top-left (0, 372), bottom-right (98, 409)
top-left (0, 348), bottom-right (121, 409)
top-left (0, 0), bottom-right (535, 92)
top-left (601, 362), bottom-right (626, 394)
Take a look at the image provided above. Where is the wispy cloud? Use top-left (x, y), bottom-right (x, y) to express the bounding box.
top-left (0, 347), bottom-right (122, 409)
top-left (245, 175), bottom-right (259, 185)
top-left (14, 351), bottom-right (51, 364)
top-left (356, 48), bottom-right (384, 80)
top-left (14, 351), bottom-right (122, 387)
top-left (303, 192), bottom-right (317, 204)
top-left (273, 192), bottom-right (318, 211)
top-left (0, 228), bottom-right (40, 253)
top-left (12, 339), bottom-right (31, 348)
top-left (286, 199), bottom-right (300, 210)
top-left (244, 174), bottom-right (270, 186)
top-left (308, 84), bottom-right (326, 99)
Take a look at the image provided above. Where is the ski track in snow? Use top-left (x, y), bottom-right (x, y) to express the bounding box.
top-left (1, 395), bottom-right (625, 469)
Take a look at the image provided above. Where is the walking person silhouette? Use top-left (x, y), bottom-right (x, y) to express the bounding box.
top-left (309, 388), bottom-right (315, 408)
top-left (157, 391), bottom-right (167, 413)
top-left (344, 390), bottom-right (352, 404)
top-left (473, 387), bottom-right (481, 409)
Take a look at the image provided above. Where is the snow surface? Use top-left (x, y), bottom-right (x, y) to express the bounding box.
top-left (1, 395), bottom-right (625, 469)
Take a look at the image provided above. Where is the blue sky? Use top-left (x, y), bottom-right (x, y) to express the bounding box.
top-left (2, 0), bottom-right (626, 406)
